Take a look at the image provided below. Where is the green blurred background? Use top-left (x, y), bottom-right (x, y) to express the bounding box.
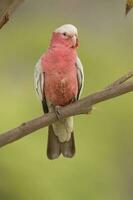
top-left (0, 0), bottom-right (133, 199)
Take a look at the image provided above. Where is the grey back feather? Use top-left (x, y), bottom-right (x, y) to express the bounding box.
top-left (76, 57), bottom-right (84, 100)
top-left (34, 59), bottom-right (44, 101)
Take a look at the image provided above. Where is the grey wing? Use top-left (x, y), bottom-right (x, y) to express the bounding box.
top-left (34, 59), bottom-right (48, 113)
top-left (76, 57), bottom-right (84, 100)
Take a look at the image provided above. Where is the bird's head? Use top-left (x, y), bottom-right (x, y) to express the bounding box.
top-left (50, 24), bottom-right (79, 49)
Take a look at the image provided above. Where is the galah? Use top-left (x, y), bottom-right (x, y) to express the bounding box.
top-left (35, 24), bottom-right (84, 159)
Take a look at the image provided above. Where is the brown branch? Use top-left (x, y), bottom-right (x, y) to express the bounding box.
top-left (0, 0), bottom-right (24, 29)
top-left (0, 71), bottom-right (133, 148)
top-left (106, 71), bottom-right (133, 89)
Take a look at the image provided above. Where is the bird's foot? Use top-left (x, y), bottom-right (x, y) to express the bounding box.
top-left (55, 106), bottom-right (62, 120)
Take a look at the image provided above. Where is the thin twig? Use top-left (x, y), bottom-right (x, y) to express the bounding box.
top-left (0, 0), bottom-right (24, 29)
top-left (106, 71), bottom-right (133, 89)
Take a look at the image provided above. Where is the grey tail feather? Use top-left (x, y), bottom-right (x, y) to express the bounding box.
top-left (47, 127), bottom-right (75, 159)
top-left (61, 132), bottom-right (75, 158)
top-left (47, 125), bottom-right (61, 160)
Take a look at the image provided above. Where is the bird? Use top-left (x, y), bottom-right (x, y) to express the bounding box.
top-left (34, 24), bottom-right (84, 160)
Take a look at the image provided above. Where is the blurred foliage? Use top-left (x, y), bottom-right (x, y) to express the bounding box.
top-left (0, 0), bottom-right (133, 200)
top-left (126, 0), bottom-right (133, 15)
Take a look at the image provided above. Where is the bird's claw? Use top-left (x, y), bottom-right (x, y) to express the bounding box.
top-left (55, 106), bottom-right (62, 120)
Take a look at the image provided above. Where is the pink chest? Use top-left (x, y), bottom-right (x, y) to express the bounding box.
top-left (45, 70), bottom-right (78, 106)
top-left (41, 47), bottom-right (78, 106)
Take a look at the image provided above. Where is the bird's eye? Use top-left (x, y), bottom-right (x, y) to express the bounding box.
top-left (63, 32), bottom-right (67, 36)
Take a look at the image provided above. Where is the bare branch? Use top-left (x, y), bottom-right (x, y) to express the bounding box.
top-left (0, 71), bottom-right (133, 148)
top-left (0, 0), bottom-right (24, 29)
top-left (106, 71), bottom-right (133, 89)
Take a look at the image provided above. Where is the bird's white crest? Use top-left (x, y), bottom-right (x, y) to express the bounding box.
top-left (54, 24), bottom-right (78, 36)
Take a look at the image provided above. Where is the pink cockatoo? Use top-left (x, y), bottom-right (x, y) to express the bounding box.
top-left (35, 24), bottom-right (84, 159)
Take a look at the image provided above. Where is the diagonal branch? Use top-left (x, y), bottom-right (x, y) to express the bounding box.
top-left (0, 71), bottom-right (133, 148)
top-left (106, 71), bottom-right (133, 89)
top-left (0, 0), bottom-right (24, 29)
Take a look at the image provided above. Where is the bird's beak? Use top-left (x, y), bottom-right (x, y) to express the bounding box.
top-left (75, 37), bottom-right (79, 48)
top-left (71, 35), bottom-right (79, 48)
